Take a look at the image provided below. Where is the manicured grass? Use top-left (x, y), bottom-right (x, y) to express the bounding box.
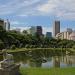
top-left (20, 67), bottom-right (75, 75)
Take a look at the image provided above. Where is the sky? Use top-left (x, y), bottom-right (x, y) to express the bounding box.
top-left (0, 0), bottom-right (75, 34)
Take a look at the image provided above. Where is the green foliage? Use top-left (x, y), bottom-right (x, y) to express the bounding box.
top-left (10, 45), bottom-right (16, 50)
top-left (0, 40), bottom-right (5, 50)
top-left (22, 30), bottom-right (28, 35)
top-left (25, 44), bottom-right (30, 48)
top-left (72, 45), bottom-right (75, 49)
top-left (0, 27), bottom-right (75, 50)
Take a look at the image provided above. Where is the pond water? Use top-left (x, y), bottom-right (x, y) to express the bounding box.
top-left (19, 55), bottom-right (75, 68)
top-left (0, 49), bottom-right (75, 68)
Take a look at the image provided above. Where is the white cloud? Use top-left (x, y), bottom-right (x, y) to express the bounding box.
top-left (0, 0), bottom-right (75, 19)
top-left (37, 0), bottom-right (58, 13)
top-left (0, 0), bottom-right (42, 15)
top-left (10, 21), bottom-right (20, 25)
top-left (37, 0), bottom-right (75, 19)
top-left (11, 26), bottom-right (30, 32)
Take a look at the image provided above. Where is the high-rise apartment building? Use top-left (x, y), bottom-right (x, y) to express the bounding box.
top-left (53, 21), bottom-right (60, 37)
top-left (7, 19), bottom-right (10, 31)
top-left (56, 28), bottom-right (73, 40)
top-left (69, 31), bottom-right (75, 41)
top-left (30, 26), bottom-right (36, 36)
top-left (67, 28), bottom-right (72, 34)
top-left (0, 19), bottom-right (10, 30)
top-left (5, 19), bottom-right (10, 31)
top-left (36, 26), bottom-right (42, 36)
top-left (46, 32), bottom-right (52, 38)
top-left (0, 19), bottom-right (5, 29)
top-left (30, 26), bottom-right (42, 36)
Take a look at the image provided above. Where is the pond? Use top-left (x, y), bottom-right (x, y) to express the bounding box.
top-left (0, 49), bottom-right (75, 68)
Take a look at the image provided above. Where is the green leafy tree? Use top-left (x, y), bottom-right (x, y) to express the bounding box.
top-left (22, 30), bottom-right (28, 35)
top-left (10, 45), bottom-right (16, 50)
top-left (0, 40), bottom-right (5, 50)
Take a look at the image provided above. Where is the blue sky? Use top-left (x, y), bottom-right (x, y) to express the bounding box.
top-left (0, 0), bottom-right (75, 34)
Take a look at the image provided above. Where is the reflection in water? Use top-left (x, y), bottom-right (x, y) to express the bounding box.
top-left (29, 61), bottom-right (42, 67)
top-left (0, 50), bottom-right (75, 68)
top-left (53, 56), bottom-right (60, 68)
top-left (61, 55), bottom-right (75, 67)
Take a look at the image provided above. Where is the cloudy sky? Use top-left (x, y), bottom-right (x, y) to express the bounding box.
top-left (0, 0), bottom-right (75, 34)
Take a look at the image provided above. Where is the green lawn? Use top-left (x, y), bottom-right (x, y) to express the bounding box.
top-left (20, 67), bottom-right (75, 75)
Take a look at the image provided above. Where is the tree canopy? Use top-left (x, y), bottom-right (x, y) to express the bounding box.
top-left (0, 27), bottom-right (75, 50)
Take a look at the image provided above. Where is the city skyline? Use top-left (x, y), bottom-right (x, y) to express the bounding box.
top-left (0, 0), bottom-right (75, 34)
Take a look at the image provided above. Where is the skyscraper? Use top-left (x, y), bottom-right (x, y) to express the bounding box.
top-left (46, 32), bottom-right (52, 38)
top-left (53, 21), bottom-right (60, 37)
top-left (0, 19), bottom-right (4, 26)
top-left (30, 26), bottom-right (36, 36)
top-left (29, 26), bottom-right (42, 36)
top-left (36, 26), bottom-right (42, 36)
top-left (0, 19), bottom-right (7, 30)
top-left (7, 19), bottom-right (10, 31)
top-left (0, 19), bottom-right (5, 28)
top-left (5, 19), bottom-right (10, 31)
top-left (67, 28), bottom-right (72, 34)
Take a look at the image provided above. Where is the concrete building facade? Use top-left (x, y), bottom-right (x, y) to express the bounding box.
top-left (56, 28), bottom-right (74, 40)
top-left (4, 19), bottom-right (10, 31)
top-left (46, 32), bottom-right (52, 38)
top-left (69, 31), bottom-right (75, 41)
top-left (0, 19), bottom-right (5, 29)
top-left (29, 26), bottom-right (36, 36)
top-left (56, 31), bottom-right (70, 40)
top-left (53, 21), bottom-right (60, 37)
top-left (36, 26), bottom-right (42, 36)
top-left (67, 28), bottom-right (72, 33)
top-left (30, 26), bottom-right (42, 36)
top-left (0, 19), bottom-right (10, 31)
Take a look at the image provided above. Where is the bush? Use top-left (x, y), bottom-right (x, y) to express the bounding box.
top-left (10, 45), bottom-right (16, 50)
top-left (72, 45), bottom-right (75, 49)
top-left (25, 44), bottom-right (30, 48)
top-left (0, 40), bottom-right (5, 50)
